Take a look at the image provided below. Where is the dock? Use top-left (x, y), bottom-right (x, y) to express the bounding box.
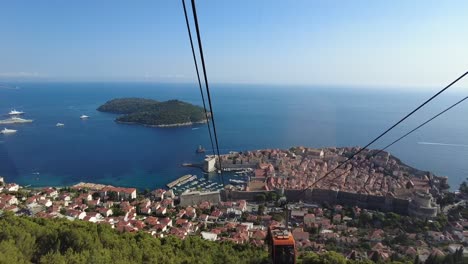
top-left (182, 163), bottom-right (203, 169)
top-left (167, 174), bottom-right (195, 188)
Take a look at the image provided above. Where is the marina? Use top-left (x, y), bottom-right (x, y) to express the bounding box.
top-left (168, 170), bottom-right (251, 195)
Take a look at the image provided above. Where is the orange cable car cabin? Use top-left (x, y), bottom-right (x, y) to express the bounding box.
top-left (269, 226), bottom-right (296, 264)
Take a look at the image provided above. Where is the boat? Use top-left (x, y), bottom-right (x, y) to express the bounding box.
top-left (0, 117), bottom-right (33, 124)
top-left (229, 179), bottom-right (246, 184)
top-left (80, 115), bottom-right (89, 119)
top-left (8, 109), bottom-right (24, 115)
top-left (56, 123), bottom-right (65, 127)
top-left (196, 145), bottom-right (206, 153)
top-left (1, 128), bottom-right (17, 134)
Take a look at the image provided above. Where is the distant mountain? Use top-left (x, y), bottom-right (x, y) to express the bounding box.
top-left (97, 98), bottom-right (208, 127)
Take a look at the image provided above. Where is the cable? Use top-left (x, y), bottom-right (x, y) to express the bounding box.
top-left (190, 0), bottom-right (225, 186)
top-left (181, 0), bottom-right (216, 159)
top-left (296, 94), bottom-right (468, 198)
top-left (372, 95), bottom-right (468, 161)
top-left (308, 71), bottom-right (468, 188)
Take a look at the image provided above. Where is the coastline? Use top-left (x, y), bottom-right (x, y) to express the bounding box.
top-left (116, 119), bottom-right (207, 128)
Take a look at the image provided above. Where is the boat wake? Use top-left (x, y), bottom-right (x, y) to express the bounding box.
top-left (418, 142), bottom-right (468, 148)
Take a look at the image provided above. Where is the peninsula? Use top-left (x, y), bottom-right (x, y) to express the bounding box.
top-left (97, 98), bottom-right (208, 127)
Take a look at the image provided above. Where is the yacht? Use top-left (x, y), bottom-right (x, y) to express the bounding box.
top-left (0, 117), bottom-right (33, 124)
top-left (80, 115), bottom-right (89, 119)
top-left (56, 123), bottom-right (65, 127)
top-left (1, 128), bottom-right (17, 134)
top-left (196, 145), bottom-right (206, 153)
top-left (8, 109), bottom-right (24, 115)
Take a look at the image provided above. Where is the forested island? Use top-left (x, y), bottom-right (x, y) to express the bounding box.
top-left (97, 98), bottom-right (208, 127)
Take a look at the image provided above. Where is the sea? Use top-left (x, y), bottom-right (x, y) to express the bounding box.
top-left (1, 82), bottom-right (467, 190)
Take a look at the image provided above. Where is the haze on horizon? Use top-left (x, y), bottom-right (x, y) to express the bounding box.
top-left (1, 0), bottom-right (467, 90)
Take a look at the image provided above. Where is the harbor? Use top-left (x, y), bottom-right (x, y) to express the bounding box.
top-left (166, 167), bottom-right (253, 196)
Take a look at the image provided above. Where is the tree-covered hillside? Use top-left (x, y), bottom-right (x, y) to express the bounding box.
top-left (0, 212), bottom-right (267, 264)
top-left (97, 98), bottom-right (207, 126)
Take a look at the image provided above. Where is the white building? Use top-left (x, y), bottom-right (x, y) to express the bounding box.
top-left (204, 155), bottom-right (217, 172)
top-left (201, 232), bottom-right (218, 241)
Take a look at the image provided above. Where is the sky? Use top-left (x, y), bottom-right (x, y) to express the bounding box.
top-left (1, 0), bottom-right (468, 89)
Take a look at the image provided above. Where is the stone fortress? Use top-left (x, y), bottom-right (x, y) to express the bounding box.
top-left (216, 146), bottom-right (445, 218)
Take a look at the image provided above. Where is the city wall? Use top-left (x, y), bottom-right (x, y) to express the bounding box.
top-left (180, 191), bottom-right (221, 207)
top-left (222, 188), bottom-right (409, 215)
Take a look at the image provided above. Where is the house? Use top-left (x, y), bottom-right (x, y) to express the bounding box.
top-left (198, 214), bottom-right (209, 222)
top-left (26, 196), bottom-right (38, 207)
top-left (176, 219), bottom-right (189, 226)
top-left (66, 209), bottom-right (86, 220)
top-left (369, 229), bottom-right (385, 242)
top-left (198, 201), bottom-right (211, 210)
top-left (100, 186), bottom-right (137, 200)
top-left (159, 217), bottom-right (172, 228)
top-left (292, 228), bottom-right (310, 242)
top-left (37, 199), bottom-right (53, 207)
top-left (237, 200), bottom-right (247, 212)
top-left (138, 199), bottom-right (151, 208)
top-left (251, 230), bottom-right (267, 240)
top-left (151, 202), bottom-right (161, 211)
top-left (163, 189), bottom-right (174, 198)
top-left (43, 187), bottom-right (58, 198)
top-left (2, 195), bottom-right (18, 205)
top-left (140, 207), bottom-right (151, 215)
top-left (98, 207), bottom-right (113, 217)
top-left (186, 206), bottom-right (197, 220)
top-left (59, 193), bottom-right (71, 201)
top-left (161, 198), bottom-right (174, 208)
top-left (201, 232), bottom-right (218, 241)
top-left (304, 214), bottom-right (315, 226)
top-left (291, 210), bottom-right (306, 220)
top-left (211, 209), bottom-right (223, 218)
top-left (156, 207), bottom-right (167, 215)
top-left (227, 208), bottom-right (242, 217)
top-left (83, 212), bottom-right (102, 223)
top-left (5, 183), bottom-right (19, 192)
top-left (332, 214), bottom-right (342, 224)
top-left (118, 187), bottom-right (137, 200)
top-left (240, 222), bottom-right (254, 230)
top-left (88, 199), bottom-right (100, 207)
top-left (151, 189), bottom-right (166, 201)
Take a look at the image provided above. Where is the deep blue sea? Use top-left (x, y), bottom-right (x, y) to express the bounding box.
top-left (1, 82), bottom-right (467, 190)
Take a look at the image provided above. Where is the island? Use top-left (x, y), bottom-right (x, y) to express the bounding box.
top-left (97, 98), bottom-right (208, 127)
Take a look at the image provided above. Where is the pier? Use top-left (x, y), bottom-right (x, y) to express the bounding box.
top-left (167, 174), bottom-right (195, 188)
top-left (181, 163), bottom-right (203, 169)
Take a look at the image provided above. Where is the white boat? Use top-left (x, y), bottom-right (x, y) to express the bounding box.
top-left (1, 128), bottom-right (17, 134)
top-left (8, 109), bottom-right (24, 115)
top-left (56, 123), bottom-right (65, 127)
top-left (80, 115), bottom-right (89, 119)
top-left (0, 117), bottom-right (33, 124)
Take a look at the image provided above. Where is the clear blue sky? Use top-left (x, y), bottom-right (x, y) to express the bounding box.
top-left (1, 0), bottom-right (467, 89)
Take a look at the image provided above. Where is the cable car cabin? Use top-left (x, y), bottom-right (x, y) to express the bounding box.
top-left (269, 227), bottom-right (296, 264)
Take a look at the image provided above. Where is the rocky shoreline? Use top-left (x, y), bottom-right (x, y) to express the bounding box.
top-left (116, 119), bottom-right (207, 128)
